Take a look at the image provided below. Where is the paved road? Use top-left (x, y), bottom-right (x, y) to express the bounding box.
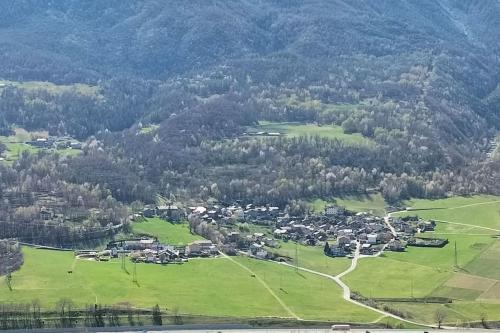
top-left (383, 215), bottom-right (397, 237)
top-left (275, 244), bottom-right (433, 329)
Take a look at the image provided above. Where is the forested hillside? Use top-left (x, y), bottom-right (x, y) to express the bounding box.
top-left (0, 0), bottom-right (499, 227)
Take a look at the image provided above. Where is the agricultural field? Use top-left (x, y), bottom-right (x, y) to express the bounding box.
top-left (399, 195), bottom-right (500, 230)
top-left (249, 121), bottom-right (373, 146)
top-left (131, 218), bottom-right (202, 245)
top-left (379, 301), bottom-right (500, 326)
top-left (344, 257), bottom-right (451, 299)
top-left (343, 195), bottom-right (500, 324)
top-left (233, 256), bottom-right (379, 321)
top-left (311, 193), bottom-right (387, 216)
top-left (0, 247), bottom-right (381, 323)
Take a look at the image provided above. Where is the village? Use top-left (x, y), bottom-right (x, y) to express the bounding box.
top-left (25, 135), bottom-right (82, 150)
top-left (75, 201), bottom-right (446, 266)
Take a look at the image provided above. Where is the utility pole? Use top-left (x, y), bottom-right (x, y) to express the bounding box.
top-left (6, 273), bottom-right (12, 291)
top-left (295, 242), bottom-right (299, 272)
top-left (411, 277), bottom-right (414, 298)
top-left (132, 262), bottom-right (138, 284)
top-left (121, 252), bottom-right (126, 271)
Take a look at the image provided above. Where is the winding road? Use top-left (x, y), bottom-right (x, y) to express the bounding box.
top-left (275, 241), bottom-right (434, 329)
top-left (238, 201), bottom-right (500, 329)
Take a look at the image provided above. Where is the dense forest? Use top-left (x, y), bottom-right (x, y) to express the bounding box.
top-left (0, 0), bottom-right (499, 244)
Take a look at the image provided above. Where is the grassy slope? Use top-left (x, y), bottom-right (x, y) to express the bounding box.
top-left (270, 241), bottom-right (351, 277)
top-left (252, 121), bottom-right (373, 146)
top-left (0, 247), bottom-right (380, 322)
top-left (344, 257), bottom-right (451, 299)
top-left (235, 256), bottom-right (378, 321)
top-left (343, 195), bottom-right (500, 324)
top-left (131, 217), bottom-right (202, 245)
top-left (400, 195), bottom-right (500, 230)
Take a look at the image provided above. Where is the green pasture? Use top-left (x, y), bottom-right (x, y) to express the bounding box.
top-left (270, 241), bottom-right (351, 277)
top-left (131, 218), bottom-right (202, 245)
top-left (250, 121), bottom-right (373, 146)
top-left (343, 257), bottom-right (451, 299)
top-left (398, 195), bottom-right (500, 230)
top-left (0, 247), bottom-right (380, 322)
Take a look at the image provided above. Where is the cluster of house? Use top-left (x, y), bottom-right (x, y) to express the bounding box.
top-left (76, 238), bottom-right (218, 264)
top-left (185, 203), bottom-right (407, 259)
top-left (142, 205), bottom-right (184, 221)
top-left (244, 131), bottom-right (282, 137)
top-left (293, 207), bottom-right (395, 257)
top-left (134, 201), bottom-right (437, 263)
top-left (232, 232), bottom-right (278, 259)
top-left (26, 136), bottom-right (82, 150)
top-left (391, 215), bottom-right (435, 235)
top-left (182, 203), bottom-right (281, 226)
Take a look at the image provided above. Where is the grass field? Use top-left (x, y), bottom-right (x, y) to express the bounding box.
top-left (383, 233), bottom-right (495, 270)
top-left (311, 193), bottom-right (387, 216)
top-left (250, 121), bottom-right (373, 146)
top-left (0, 247), bottom-right (380, 322)
top-left (139, 125), bottom-right (159, 134)
top-left (270, 241), bottom-right (351, 277)
top-left (343, 195), bottom-right (500, 324)
top-left (0, 128), bottom-right (82, 163)
top-left (131, 218), bottom-right (202, 245)
top-left (234, 256), bottom-right (379, 321)
top-left (381, 302), bottom-right (500, 326)
top-left (464, 242), bottom-right (500, 280)
top-left (399, 195), bottom-right (500, 230)
top-left (343, 257), bottom-right (452, 299)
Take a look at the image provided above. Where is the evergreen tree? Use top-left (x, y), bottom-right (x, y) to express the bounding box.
top-left (323, 241), bottom-right (330, 255)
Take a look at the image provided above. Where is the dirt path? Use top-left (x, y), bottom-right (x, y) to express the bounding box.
top-left (387, 199), bottom-right (500, 234)
top-left (220, 252), bottom-right (300, 320)
top-left (433, 219), bottom-right (500, 233)
top-left (445, 200), bottom-right (500, 210)
top-left (277, 252), bottom-right (435, 328)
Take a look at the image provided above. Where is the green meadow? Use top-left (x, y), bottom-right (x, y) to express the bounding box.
top-left (0, 128), bottom-right (82, 164)
top-left (0, 247), bottom-right (380, 322)
top-left (4, 194), bottom-right (500, 325)
top-left (250, 121), bottom-right (373, 146)
top-left (131, 218), bottom-right (202, 245)
top-left (270, 241), bottom-right (351, 277)
top-left (399, 195), bottom-right (500, 230)
top-left (343, 195), bottom-right (500, 324)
